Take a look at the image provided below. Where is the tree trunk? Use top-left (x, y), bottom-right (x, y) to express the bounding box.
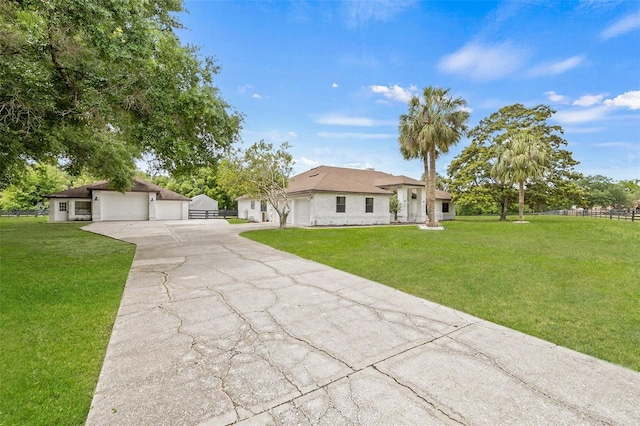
top-left (279, 211), bottom-right (289, 229)
top-left (518, 181), bottom-right (525, 222)
top-left (499, 198), bottom-right (508, 221)
top-left (423, 154), bottom-right (430, 225)
top-left (427, 146), bottom-right (438, 227)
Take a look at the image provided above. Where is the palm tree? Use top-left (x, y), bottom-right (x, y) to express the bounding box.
top-left (492, 132), bottom-right (549, 222)
top-left (399, 86), bottom-right (469, 227)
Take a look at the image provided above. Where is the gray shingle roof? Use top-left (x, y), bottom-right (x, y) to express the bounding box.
top-left (46, 178), bottom-right (190, 201)
top-left (286, 166), bottom-right (452, 199)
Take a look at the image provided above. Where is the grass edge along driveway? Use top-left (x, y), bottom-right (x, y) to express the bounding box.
top-left (0, 218), bottom-right (135, 425)
top-left (242, 216), bottom-right (640, 372)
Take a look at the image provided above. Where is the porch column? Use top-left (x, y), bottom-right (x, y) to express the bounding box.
top-left (148, 192), bottom-right (157, 221)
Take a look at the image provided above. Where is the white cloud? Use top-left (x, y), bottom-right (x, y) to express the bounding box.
top-left (314, 114), bottom-right (396, 126)
top-left (331, 83), bottom-right (339, 88)
top-left (370, 84), bottom-right (418, 103)
top-left (343, 162), bottom-right (376, 170)
top-left (238, 84), bottom-right (253, 93)
top-left (603, 90), bottom-right (640, 110)
top-left (317, 132), bottom-right (396, 139)
top-left (252, 93), bottom-right (262, 99)
top-left (553, 106), bottom-right (609, 124)
top-left (287, 131), bottom-right (298, 138)
top-left (296, 157), bottom-right (320, 168)
top-left (551, 91), bottom-right (639, 125)
top-left (438, 41), bottom-right (528, 81)
top-left (573, 94), bottom-right (605, 107)
top-left (528, 55), bottom-right (584, 76)
top-left (600, 11), bottom-right (640, 40)
top-left (545, 91), bottom-right (571, 104)
top-left (343, 0), bottom-right (415, 29)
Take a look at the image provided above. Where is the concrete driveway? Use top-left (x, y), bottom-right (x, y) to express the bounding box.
top-left (84, 220), bottom-right (640, 425)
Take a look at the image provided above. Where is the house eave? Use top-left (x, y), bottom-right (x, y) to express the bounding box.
top-left (286, 188), bottom-right (394, 197)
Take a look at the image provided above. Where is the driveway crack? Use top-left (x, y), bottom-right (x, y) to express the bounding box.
top-left (452, 332), bottom-right (607, 424)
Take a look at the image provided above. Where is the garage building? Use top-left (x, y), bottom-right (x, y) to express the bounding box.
top-left (46, 178), bottom-right (190, 222)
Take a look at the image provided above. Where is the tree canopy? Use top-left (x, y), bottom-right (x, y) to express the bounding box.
top-left (577, 175), bottom-right (637, 209)
top-left (0, 163), bottom-right (65, 210)
top-left (150, 166), bottom-right (235, 210)
top-left (447, 104), bottom-right (582, 219)
top-left (492, 132), bottom-right (549, 221)
top-left (1, 0), bottom-right (241, 191)
top-left (219, 141), bottom-right (294, 228)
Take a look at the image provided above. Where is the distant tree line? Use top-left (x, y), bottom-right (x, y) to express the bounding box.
top-left (0, 163), bottom-right (245, 211)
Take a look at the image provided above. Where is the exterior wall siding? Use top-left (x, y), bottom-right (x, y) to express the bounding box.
top-left (238, 199), bottom-right (263, 222)
top-left (310, 193), bottom-right (389, 226)
top-left (237, 191), bottom-right (454, 227)
top-left (49, 187), bottom-right (189, 222)
top-left (48, 198), bottom-right (92, 222)
top-left (432, 200), bottom-right (456, 221)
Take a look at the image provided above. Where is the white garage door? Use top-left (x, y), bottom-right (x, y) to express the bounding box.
top-left (101, 192), bottom-right (149, 221)
top-left (156, 201), bottom-right (182, 220)
top-left (294, 198), bottom-right (310, 226)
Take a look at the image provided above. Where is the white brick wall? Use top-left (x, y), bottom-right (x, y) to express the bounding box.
top-left (237, 191), bottom-right (454, 226)
top-left (309, 193), bottom-right (390, 226)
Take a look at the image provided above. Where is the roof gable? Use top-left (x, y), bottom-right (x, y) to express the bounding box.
top-left (286, 166), bottom-right (452, 199)
top-left (46, 178), bottom-right (190, 201)
top-left (287, 166), bottom-right (393, 195)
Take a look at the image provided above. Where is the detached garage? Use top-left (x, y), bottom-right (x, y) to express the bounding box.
top-left (46, 178), bottom-right (190, 222)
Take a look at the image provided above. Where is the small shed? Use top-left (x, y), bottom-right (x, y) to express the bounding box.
top-left (189, 194), bottom-right (219, 211)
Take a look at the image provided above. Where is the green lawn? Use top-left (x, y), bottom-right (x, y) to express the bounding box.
top-left (0, 218), bottom-right (135, 425)
top-left (227, 218), bottom-right (249, 224)
top-left (242, 216), bottom-right (640, 371)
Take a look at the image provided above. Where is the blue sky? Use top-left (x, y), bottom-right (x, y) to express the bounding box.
top-left (176, 0), bottom-right (640, 181)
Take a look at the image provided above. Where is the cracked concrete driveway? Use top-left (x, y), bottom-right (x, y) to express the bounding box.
top-left (84, 220), bottom-right (640, 425)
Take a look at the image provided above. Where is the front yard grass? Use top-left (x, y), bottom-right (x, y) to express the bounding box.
top-left (227, 218), bottom-right (249, 224)
top-left (242, 216), bottom-right (640, 371)
top-left (0, 218), bottom-right (135, 425)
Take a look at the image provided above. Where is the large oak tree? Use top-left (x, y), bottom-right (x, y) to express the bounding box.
top-left (447, 104), bottom-right (582, 219)
top-left (1, 0), bottom-right (241, 191)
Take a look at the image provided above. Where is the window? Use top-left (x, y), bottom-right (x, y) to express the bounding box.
top-left (336, 196), bottom-right (346, 213)
top-left (442, 202), bottom-right (449, 213)
top-left (260, 201), bottom-right (267, 212)
top-left (250, 200), bottom-right (255, 209)
top-left (59, 202), bottom-right (67, 212)
top-left (365, 197), bottom-right (374, 213)
top-left (75, 201), bottom-right (91, 215)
